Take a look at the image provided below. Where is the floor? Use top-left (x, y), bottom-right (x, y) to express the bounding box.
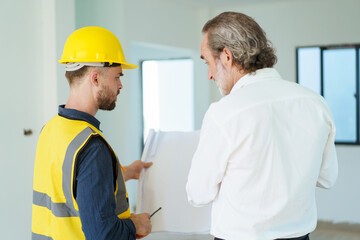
top-left (311, 228), bottom-right (360, 240)
top-left (311, 221), bottom-right (360, 240)
top-left (143, 221), bottom-right (360, 240)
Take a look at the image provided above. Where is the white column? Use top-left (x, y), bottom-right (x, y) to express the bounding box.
top-left (41, 0), bottom-right (58, 124)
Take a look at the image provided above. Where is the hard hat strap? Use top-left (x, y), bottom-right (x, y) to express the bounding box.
top-left (65, 62), bottom-right (105, 72)
top-left (65, 62), bottom-right (122, 71)
top-left (104, 62), bottom-right (121, 67)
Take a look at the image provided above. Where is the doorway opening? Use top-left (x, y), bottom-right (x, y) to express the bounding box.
top-left (142, 59), bottom-right (194, 142)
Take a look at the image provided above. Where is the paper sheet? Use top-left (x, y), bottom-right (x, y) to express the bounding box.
top-left (137, 130), bottom-right (211, 233)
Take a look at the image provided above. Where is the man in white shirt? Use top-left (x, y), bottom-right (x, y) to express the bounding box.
top-left (186, 12), bottom-right (338, 240)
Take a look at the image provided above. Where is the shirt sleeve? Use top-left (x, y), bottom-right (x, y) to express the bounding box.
top-left (317, 118), bottom-right (338, 189)
top-left (75, 136), bottom-right (136, 240)
top-left (186, 108), bottom-right (231, 206)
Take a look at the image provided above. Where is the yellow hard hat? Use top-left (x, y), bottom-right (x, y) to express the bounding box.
top-left (59, 26), bottom-right (138, 69)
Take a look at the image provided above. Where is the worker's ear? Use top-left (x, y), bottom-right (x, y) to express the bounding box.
top-left (89, 71), bottom-right (100, 87)
top-left (220, 47), bottom-right (234, 69)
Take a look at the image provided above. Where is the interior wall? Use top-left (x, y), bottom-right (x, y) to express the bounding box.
top-left (122, 0), bottom-right (200, 50)
top-left (74, 2), bottom-right (213, 161)
top-left (212, 0), bottom-right (360, 224)
top-left (0, 0), bottom-right (54, 239)
top-left (55, 0), bottom-right (76, 107)
top-left (0, 0), bottom-right (75, 239)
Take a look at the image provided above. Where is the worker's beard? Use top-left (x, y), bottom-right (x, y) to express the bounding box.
top-left (97, 85), bottom-right (119, 111)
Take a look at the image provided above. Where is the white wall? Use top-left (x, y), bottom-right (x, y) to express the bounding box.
top-left (55, 0), bottom-right (76, 107)
top-left (213, 0), bottom-right (360, 224)
top-left (1, 0), bottom-right (50, 239)
top-left (0, 0), bottom-right (75, 239)
top-left (0, 0), bottom-right (42, 238)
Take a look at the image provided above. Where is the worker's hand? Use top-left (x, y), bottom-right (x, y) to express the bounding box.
top-left (130, 213), bottom-right (152, 239)
top-left (123, 160), bottom-right (153, 181)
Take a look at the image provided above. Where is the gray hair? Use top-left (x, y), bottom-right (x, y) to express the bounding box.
top-left (202, 12), bottom-right (277, 73)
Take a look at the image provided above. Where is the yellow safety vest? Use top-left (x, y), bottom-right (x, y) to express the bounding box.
top-left (32, 115), bottom-right (131, 240)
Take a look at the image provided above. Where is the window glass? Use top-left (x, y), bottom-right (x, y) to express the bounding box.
top-left (323, 48), bottom-right (357, 142)
top-left (297, 47), bottom-right (321, 94)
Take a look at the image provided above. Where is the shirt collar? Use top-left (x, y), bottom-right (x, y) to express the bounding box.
top-left (58, 105), bottom-right (101, 131)
top-left (230, 68), bottom-right (282, 94)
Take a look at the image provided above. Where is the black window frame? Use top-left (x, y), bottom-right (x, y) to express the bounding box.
top-left (296, 44), bottom-right (360, 145)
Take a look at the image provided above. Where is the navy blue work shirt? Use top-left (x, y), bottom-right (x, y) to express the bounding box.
top-left (58, 105), bottom-right (136, 240)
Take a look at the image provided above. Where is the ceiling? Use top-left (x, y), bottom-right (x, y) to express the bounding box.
top-left (167, 0), bottom-right (290, 7)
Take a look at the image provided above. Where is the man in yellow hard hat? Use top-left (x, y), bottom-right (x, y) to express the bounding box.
top-left (32, 26), bottom-right (152, 240)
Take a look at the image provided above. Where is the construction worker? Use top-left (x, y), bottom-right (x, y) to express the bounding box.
top-left (32, 26), bottom-right (152, 240)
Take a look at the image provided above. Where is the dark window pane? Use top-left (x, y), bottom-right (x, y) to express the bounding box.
top-left (323, 48), bottom-right (357, 143)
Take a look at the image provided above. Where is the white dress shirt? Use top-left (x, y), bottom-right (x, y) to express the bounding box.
top-left (186, 68), bottom-right (338, 240)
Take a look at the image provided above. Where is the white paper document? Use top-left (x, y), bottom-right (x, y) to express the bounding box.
top-left (137, 130), bottom-right (211, 233)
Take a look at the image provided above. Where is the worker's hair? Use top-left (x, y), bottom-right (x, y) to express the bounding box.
top-left (65, 63), bottom-right (121, 86)
top-left (65, 66), bottom-right (90, 86)
top-left (202, 12), bottom-right (277, 73)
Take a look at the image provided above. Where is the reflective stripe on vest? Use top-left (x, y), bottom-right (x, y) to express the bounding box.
top-left (62, 126), bottom-right (95, 215)
top-left (115, 159), bottom-right (129, 215)
top-left (33, 190), bottom-right (77, 217)
top-left (32, 233), bottom-right (53, 240)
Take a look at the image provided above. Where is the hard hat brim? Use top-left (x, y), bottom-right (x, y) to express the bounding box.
top-left (119, 62), bottom-right (139, 69)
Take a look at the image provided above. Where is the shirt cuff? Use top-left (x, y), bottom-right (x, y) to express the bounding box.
top-left (124, 218), bottom-right (137, 238)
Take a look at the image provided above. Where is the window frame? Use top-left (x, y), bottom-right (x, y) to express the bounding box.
top-left (296, 44), bottom-right (360, 145)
